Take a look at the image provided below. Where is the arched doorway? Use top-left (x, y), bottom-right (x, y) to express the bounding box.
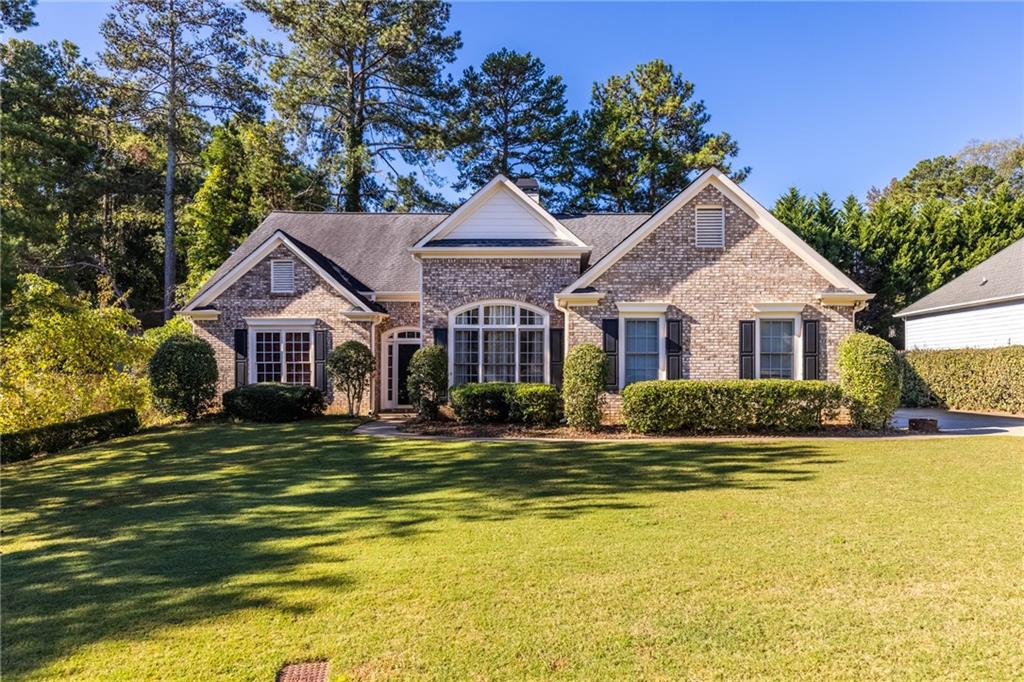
top-left (381, 327), bottom-right (422, 410)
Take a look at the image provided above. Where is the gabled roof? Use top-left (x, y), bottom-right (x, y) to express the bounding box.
top-left (560, 168), bottom-right (870, 297)
top-left (896, 238), bottom-right (1024, 317)
top-left (411, 175), bottom-right (588, 251)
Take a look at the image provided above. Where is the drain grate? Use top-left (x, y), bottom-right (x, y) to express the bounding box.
top-left (276, 660), bottom-right (329, 682)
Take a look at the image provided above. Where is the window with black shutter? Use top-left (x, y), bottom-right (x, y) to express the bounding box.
top-left (233, 329), bottom-right (248, 387)
top-left (666, 319), bottom-right (682, 379)
top-left (802, 319), bottom-right (820, 380)
top-left (549, 328), bottom-right (564, 388)
top-left (602, 318), bottom-right (618, 390)
top-left (739, 320), bottom-right (755, 379)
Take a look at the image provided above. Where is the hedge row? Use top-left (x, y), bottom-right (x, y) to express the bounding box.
top-left (449, 382), bottom-right (562, 426)
top-left (222, 383), bottom-right (326, 422)
top-left (622, 380), bottom-right (843, 434)
top-left (901, 345), bottom-right (1024, 414)
top-left (2, 408), bottom-right (141, 463)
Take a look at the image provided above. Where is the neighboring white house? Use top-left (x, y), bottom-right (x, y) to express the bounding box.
top-left (896, 238), bottom-right (1024, 350)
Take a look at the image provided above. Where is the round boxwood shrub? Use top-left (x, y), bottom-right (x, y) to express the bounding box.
top-left (838, 332), bottom-right (902, 430)
top-left (562, 343), bottom-right (606, 431)
top-left (326, 340), bottom-right (375, 415)
top-left (148, 334), bottom-right (218, 421)
top-left (511, 384), bottom-right (562, 426)
top-left (407, 345), bottom-right (448, 420)
top-left (450, 382), bottom-right (515, 423)
top-left (222, 383), bottom-right (326, 422)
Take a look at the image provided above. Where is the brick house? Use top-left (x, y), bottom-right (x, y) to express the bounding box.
top-left (181, 168), bottom-right (872, 413)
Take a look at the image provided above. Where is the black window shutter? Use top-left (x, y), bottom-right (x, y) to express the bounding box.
top-left (803, 319), bottom-right (820, 380)
top-left (602, 318), bottom-right (618, 391)
top-left (314, 330), bottom-right (328, 390)
top-left (433, 327), bottom-right (448, 349)
top-left (739, 320), bottom-right (755, 379)
top-left (233, 329), bottom-right (248, 387)
top-left (666, 319), bottom-right (682, 380)
top-left (549, 328), bottom-right (564, 388)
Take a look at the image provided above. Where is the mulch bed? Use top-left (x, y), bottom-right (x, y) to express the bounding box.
top-left (398, 420), bottom-right (901, 440)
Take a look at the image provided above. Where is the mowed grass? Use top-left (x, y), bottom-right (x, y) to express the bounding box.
top-left (2, 420), bottom-right (1021, 681)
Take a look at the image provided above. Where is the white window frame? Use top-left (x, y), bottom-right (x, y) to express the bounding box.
top-left (754, 311), bottom-right (803, 380)
top-left (270, 259), bottom-right (295, 293)
top-left (616, 302), bottom-right (668, 390)
top-left (448, 300), bottom-right (550, 386)
top-left (694, 204), bottom-right (725, 248)
top-left (380, 326), bottom-right (423, 409)
top-left (245, 318), bottom-right (316, 385)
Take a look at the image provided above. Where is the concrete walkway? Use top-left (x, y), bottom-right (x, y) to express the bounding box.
top-left (892, 408), bottom-right (1024, 436)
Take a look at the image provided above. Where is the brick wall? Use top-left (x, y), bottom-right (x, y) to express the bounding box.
top-left (565, 185), bottom-right (855, 382)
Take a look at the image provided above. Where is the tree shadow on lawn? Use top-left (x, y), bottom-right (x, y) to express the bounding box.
top-left (1, 418), bottom-right (841, 677)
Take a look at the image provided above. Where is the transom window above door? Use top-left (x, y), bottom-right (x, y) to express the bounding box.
top-left (451, 302), bottom-right (548, 385)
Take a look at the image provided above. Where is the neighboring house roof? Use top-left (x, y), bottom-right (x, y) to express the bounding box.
top-left (895, 238), bottom-right (1024, 317)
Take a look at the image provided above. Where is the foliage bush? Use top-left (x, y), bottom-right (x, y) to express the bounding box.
top-left (622, 380), bottom-right (843, 434)
top-left (1, 408), bottom-right (140, 464)
top-left (222, 383), bottom-right (326, 422)
top-left (148, 334), bottom-right (219, 420)
top-left (326, 340), bottom-right (375, 415)
top-left (407, 345), bottom-right (448, 420)
top-left (900, 346), bottom-right (1024, 414)
top-left (0, 275), bottom-right (153, 433)
top-left (450, 382), bottom-right (563, 426)
top-left (562, 343), bottom-right (606, 431)
top-left (838, 332), bottom-right (903, 429)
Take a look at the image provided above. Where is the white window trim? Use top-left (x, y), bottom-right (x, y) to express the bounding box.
top-left (448, 300), bottom-right (550, 386)
top-left (618, 313), bottom-right (667, 390)
top-left (380, 326), bottom-right (422, 409)
top-left (246, 321), bottom-right (316, 385)
top-left (694, 203), bottom-right (725, 248)
top-left (270, 259), bottom-right (296, 294)
top-left (754, 313), bottom-right (803, 380)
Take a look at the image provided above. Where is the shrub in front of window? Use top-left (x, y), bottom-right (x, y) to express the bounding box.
top-left (406, 345), bottom-right (448, 420)
top-left (900, 346), bottom-right (1024, 414)
top-left (326, 340), bottom-right (375, 415)
top-left (148, 334), bottom-right (219, 421)
top-left (838, 332), bottom-right (902, 430)
top-left (562, 344), bottom-right (606, 431)
top-left (622, 380), bottom-right (843, 434)
top-left (2, 408), bottom-right (140, 463)
top-left (511, 384), bottom-right (562, 426)
top-left (450, 382), bottom-right (516, 423)
top-left (222, 383), bottom-right (326, 422)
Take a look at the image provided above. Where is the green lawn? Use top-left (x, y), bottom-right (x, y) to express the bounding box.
top-left (2, 421), bottom-right (1021, 681)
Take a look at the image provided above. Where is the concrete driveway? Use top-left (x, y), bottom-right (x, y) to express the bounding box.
top-left (893, 408), bottom-right (1024, 436)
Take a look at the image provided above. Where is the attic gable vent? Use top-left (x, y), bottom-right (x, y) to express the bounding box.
top-left (695, 205), bottom-right (725, 248)
top-left (270, 259), bottom-right (295, 293)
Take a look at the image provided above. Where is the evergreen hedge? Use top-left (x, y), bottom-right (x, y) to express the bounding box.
top-left (838, 333), bottom-right (902, 429)
top-left (2, 408), bottom-right (141, 463)
top-left (223, 383), bottom-right (326, 422)
top-left (901, 345), bottom-right (1024, 414)
top-left (407, 345), bottom-right (448, 420)
top-left (449, 382), bottom-right (562, 426)
top-left (562, 344), bottom-right (606, 431)
top-left (622, 380), bottom-right (843, 434)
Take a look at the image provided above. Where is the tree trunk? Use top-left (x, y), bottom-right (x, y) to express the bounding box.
top-left (163, 0), bottom-right (178, 320)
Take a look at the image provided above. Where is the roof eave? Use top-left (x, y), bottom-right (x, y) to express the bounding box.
top-left (895, 292), bottom-right (1024, 318)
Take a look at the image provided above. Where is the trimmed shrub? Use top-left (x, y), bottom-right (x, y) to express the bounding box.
top-left (407, 345), bottom-right (448, 420)
top-left (510, 384), bottom-right (562, 426)
top-left (2, 408), bottom-right (140, 463)
top-left (222, 383), bottom-right (326, 422)
top-left (563, 344), bottom-right (606, 431)
top-left (148, 334), bottom-right (218, 421)
top-left (326, 340), bottom-right (375, 415)
top-left (450, 382), bottom-right (515, 423)
top-left (901, 345), bottom-right (1024, 414)
top-left (622, 380), bottom-right (843, 434)
top-left (838, 332), bottom-right (902, 429)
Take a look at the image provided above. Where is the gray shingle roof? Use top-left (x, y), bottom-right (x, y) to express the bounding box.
top-left (897, 238), bottom-right (1024, 317)
top-left (185, 210), bottom-right (650, 307)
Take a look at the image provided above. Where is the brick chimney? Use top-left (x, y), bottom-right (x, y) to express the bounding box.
top-left (514, 178), bottom-right (541, 204)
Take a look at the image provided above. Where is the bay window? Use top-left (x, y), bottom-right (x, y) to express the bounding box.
top-left (451, 302), bottom-right (548, 385)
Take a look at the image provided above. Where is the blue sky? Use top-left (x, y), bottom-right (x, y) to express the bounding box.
top-left (22, 1), bottom-right (1024, 205)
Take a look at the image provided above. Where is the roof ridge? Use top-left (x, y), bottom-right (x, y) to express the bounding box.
top-left (268, 209), bottom-right (450, 216)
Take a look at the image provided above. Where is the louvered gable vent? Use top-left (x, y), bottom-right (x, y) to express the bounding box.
top-left (695, 205), bottom-right (725, 248)
top-left (270, 259), bottom-right (295, 293)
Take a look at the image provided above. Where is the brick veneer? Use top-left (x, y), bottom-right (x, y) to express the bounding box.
top-left (565, 185), bottom-right (855, 381)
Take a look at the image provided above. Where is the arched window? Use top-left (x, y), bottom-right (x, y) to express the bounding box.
top-left (450, 301), bottom-right (548, 385)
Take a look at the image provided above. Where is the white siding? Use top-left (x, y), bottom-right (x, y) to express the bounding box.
top-left (904, 300), bottom-right (1024, 349)
top-left (446, 188), bottom-right (555, 240)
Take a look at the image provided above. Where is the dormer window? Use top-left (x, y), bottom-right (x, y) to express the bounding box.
top-left (270, 259), bottom-right (295, 293)
top-left (695, 205), bottom-right (725, 248)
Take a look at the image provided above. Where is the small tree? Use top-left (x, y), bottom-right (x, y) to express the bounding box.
top-left (406, 345), bottom-right (447, 420)
top-left (326, 341), bottom-right (375, 415)
top-left (838, 332), bottom-right (902, 430)
top-left (563, 343), bottom-right (606, 431)
top-left (148, 334), bottom-right (219, 421)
